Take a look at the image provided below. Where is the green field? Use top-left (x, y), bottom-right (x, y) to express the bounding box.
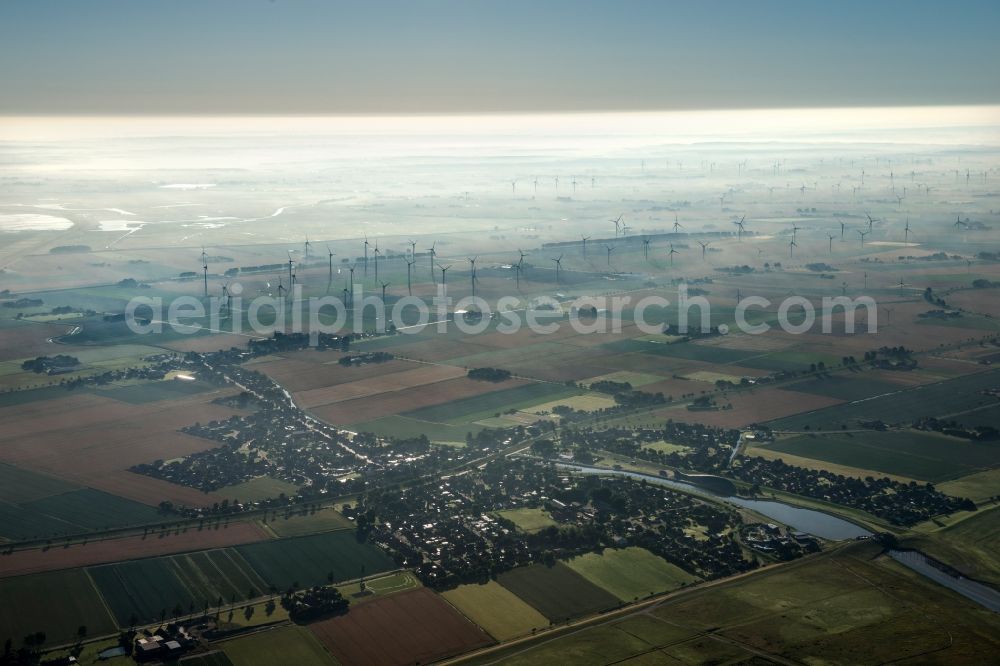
top-left (761, 430), bottom-right (999, 482)
top-left (0, 569), bottom-right (117, 646)
top-left (496, 562), bottom-right (620, 623)
top-left (442, 580), bottom-right (549, 641)
top-left (221, 625), bottom-right (335, 666)
top-left (601, 338), bottom-right (756, 364)
top-left (219, 476), bottom-right (301, 503)
top-left (23, 489), bottom-right (162, 531)
top-left (496, 507), bottom-right (558, 533)
top-left (563, 547), bottom-right (698, 602)
top-left (0, 487), bottom-right (163, 541)
top-left (264, 507), bottom-right (353, 538)
top-left (235, 531), bottom-right (395, 591)
top-left (89, 548), bottom-right (268, 626)
top-left (904, 505), bottom-right (1000, 587)
top-left (768, 369), bottom-right (1000, 430)
top-left (0, 462), bottom-right (79, 504)
top-left (179, 652), bottom-right (235, 666)
top-left (475, 542), bottom-right (1000, 665)
top-left (353, 414), bottom-right (482, 442)
top-left (336, 571), bottom-right (421, 605)
top-left (89, 378), bottom-right (213, 404)
top-left (786, 374), bottom-right (901, 401)
top-left (403, 382), bottom-right (580, 425)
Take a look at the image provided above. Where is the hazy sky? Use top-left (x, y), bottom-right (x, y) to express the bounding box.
top-left (2, 0), bottom-right (999, 115)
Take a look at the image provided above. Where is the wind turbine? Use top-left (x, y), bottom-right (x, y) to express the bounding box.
top-left (404, 258), bottom-right (414, 295)
top-left (201, 247), bottom-right (209, 298)
top-left (581, 235), bottom-right (591, 257)
top-left (897, 277), bottom-right (908, 293)
top-left (373, 240), bottom-right (381, 282)
top-left (866, 214), bottom-right (876, 232)
top-left (221, 283), bottom-right (231, 317)
top-left (791, 223), bottom-right (801, 241)
top-left (277, 274), bottom-right (286, 298)
top-left (408, 239), bottom-right (417, 258)
top-left (733, 215), bottom-right (746, 242)
top-left (510, 179), bottom-right (517, 196)
top-left (533, 177), bottom-right (539, 195)
top-left (857, 229), bottom-right (869, 247)
top-left (904, 219), bottom-right (911, 244)
top-left (642, 238), bottom-right (651, 260)
top-left (515, 250), bottom-right (527, 289)
top-left (347, 264), bottom-right (356, 305)
top-left (363, 234), bottom-right (370, 277)
top-left (840, 221), bottom-right (847, 241)
top-left (604, 244), bottom-right (615, 267)
top-left (303, 236), bottom-right (311, 262)
top-left (673, 216), bottom-right (683, 234)
top-left (438, 263), bottom-right (452, 286)
top-left (326, 246), bottom-right (335, 293)
top-left (789, 239), bottom-right (797, 258)
top-left (551, 254), bottom-right (563, 283)
top-left (468, 256), bottom-right (478, 298)
top-left (668, 244), bottom-right (678, 266)
top-left (610, 214), bottom-right (623, 237)
top-left (380, 281), bottom-right (390, 302)
top-left (427, 242), bottom-right (437, 283)
top-left (698, 240), bottom-right (710, 261)
top-left (286, 253), bottom-right (294, 287)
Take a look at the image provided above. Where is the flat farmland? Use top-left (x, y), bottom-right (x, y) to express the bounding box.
top-left (442, 340), bottom-right (603, 382)
top-left (0, 462), bottom-right (79, 504)
top-left (294, 363), bottom-right (465, 408)
top-left (785, 373), bottom-right (904, 401)
top-left (480, 543), bottom-right (1000, 666)
top-left (310, 376), bottom-right (528, 426)
top-left (620, 387), bottom-right (843, 430)
top-left (218, 476), bottom-right (301, 503)
top-left (761, 431), bottom-right (999, 482)
top-left (769, 369), bottom-right (1000, 431)
top-left (235, 531), bottom-right (395, 590)
top-left (441, 581), bottom-right (549, 641)
top-left (351, 415), bottom-right (481, 442)
top-left (0, 521), bottom-right (270, 578)
top-left (263, 507), bottom-right (353, 538)
top-left (563, 547), bottom-right (697, 602)
top-left (308, 587), bottom-right (493, 666)
top-left (222, 625), bottom-right (334, 666)
top-left (251, 353), bottom-right (412, 392)
top-left (0, 389), bottom-right (236, 507)
top-left (89, 548), bottom-right (268, 626)
top-left (0, 569), bottom-right (117, 646)
top-left (496, 562), bottom-right (620, 622)
top-left (0, 487), bottom-right (162, 542)
top-left (403, 382), bottom-right (580, 425)
top-left (0, 320), bottom-right (86, 362)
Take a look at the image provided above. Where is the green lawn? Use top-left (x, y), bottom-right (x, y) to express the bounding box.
top-left (402, 382), bottom-right (580, 425)
top-left (219, 476), bottom-right (301, 503)
top-left (496, 507), bottom-right (558, 533)
top-left (563, 547), bottom-right (697, 602)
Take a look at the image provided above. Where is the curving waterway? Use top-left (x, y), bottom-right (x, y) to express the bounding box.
top-left (556, 464), bottom-right (872, 541)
